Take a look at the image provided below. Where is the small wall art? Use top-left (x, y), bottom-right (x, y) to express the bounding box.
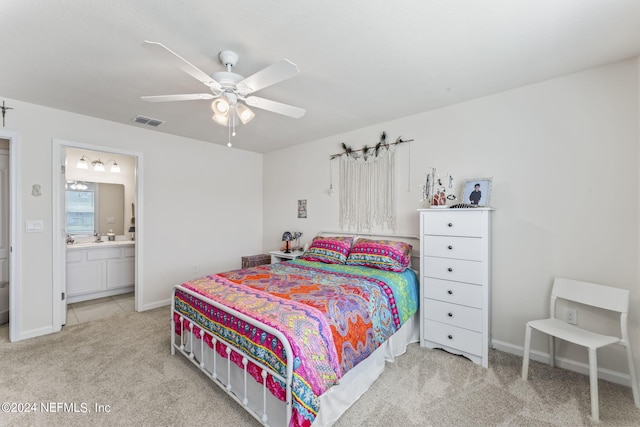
top-left (298, 199), bottom-right (307, 218)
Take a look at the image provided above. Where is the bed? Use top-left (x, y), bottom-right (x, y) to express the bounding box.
top-left (171, 234), bottom-right (419, 426)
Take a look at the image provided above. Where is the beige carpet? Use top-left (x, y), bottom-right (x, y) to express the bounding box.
top-left (1, 307), bottom-right (638, 426)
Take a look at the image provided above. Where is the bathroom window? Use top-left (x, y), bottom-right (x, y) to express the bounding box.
top-left (66, 182), bottom-right (96, 235)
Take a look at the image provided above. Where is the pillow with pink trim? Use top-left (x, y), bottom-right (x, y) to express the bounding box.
top-left (345, 238), bottom-right (412, 272)
top-left (299, 236), bottom-right (354, 265)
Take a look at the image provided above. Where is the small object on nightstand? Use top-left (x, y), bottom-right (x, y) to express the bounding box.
top-left (292, 231), bottom-right (303, 251)
top-left (281, 231), bottom-right (293, 253)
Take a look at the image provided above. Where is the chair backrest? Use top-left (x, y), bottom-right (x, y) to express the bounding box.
top-left (552, 277), bottom-right (629, 314)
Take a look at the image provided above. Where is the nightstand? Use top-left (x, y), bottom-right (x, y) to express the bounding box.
top-left (269, 250), bottom-right (303, 264)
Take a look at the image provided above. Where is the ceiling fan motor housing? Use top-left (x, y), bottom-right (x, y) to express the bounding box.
top-left (219, 50), bottom-right (239, 68)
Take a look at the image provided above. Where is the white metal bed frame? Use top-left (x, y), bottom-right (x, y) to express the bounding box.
top-left (172, 285), bottom-right (295, 425)
top-left (171, 232), bottom-right (420, 426)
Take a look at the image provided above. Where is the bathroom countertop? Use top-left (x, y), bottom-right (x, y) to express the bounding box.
top-left (67, 240), bottom-right (135, 249)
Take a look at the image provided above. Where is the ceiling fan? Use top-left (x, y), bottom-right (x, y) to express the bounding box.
top-left (141, 40), bottom-right (305, 128)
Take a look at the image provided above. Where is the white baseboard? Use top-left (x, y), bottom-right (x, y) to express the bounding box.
top-left (140, 298), bottom-right (170, 311)
top-left (14, 325), bottom-right (55, 342)
top-left (492, 339), bottom-right (634, 388)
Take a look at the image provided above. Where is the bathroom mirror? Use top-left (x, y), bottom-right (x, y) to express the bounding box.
top-left (66, 182), bottom-right (125, 235)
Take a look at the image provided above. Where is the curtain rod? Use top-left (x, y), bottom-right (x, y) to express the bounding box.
top-left (329, 138), bottom-right (414, 159)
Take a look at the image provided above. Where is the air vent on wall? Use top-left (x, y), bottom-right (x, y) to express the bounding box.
top-left (132, 115), bottom-right (164, 127)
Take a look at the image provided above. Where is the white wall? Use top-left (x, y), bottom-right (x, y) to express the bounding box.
top-left (264, 59), bottom-right (640, 381)
top-left (3, 98), bottom-right (263, 339)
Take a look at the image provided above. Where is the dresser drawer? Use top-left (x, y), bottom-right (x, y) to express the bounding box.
top-left (424, 277), bottom-right (483, 308)
top-left (424, 320), bottom-right (483, 356)
top-left (423, 235), bottom-right (482, 261)
top-left (424, 298), bottom-right (482, 332)
top-left (422, 211), bottom-right (483, 237)
top-left (424, 256), bottom-right (483, 285)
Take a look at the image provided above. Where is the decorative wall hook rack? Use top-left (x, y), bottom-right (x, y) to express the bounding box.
top-left (330, 131), bottom-right (413, 160)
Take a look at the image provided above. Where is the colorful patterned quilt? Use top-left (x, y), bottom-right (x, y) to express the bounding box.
top-left (173, 259), bottom-right (418, 427)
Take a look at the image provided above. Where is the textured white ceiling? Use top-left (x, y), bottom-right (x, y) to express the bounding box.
top-left (2, 0), bottom-right (640, 153)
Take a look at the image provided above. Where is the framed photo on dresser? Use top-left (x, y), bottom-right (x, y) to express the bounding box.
top-left (462, 178), bottom-right (492, 207)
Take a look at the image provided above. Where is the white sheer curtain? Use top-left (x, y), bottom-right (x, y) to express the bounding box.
top-left (339, 147), bottom-right (396, 231)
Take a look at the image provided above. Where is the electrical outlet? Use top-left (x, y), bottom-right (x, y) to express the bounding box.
top-left (564, 308), bottom-right (577, 325)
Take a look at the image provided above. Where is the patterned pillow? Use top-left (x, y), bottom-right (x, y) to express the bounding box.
top-left (299, 236), bottom-right (354, 265)
top-left (346, 238), bottom-right (412, 272)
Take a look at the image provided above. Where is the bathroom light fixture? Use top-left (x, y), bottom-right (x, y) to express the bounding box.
top-left (92, 159), bottom-right (105, 172)
top-left (76, 155), bottom-right (121, 173)
top-left (76, 156), bottom-right (89, 169)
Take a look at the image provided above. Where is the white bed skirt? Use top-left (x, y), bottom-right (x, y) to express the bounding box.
top-left (313, 313), bottom-right (419, 426)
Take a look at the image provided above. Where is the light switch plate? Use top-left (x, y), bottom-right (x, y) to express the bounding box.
top-left (25, 220), bottom-right (44, 232)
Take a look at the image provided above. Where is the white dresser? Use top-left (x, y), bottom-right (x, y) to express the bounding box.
top-left (419, 208), bottom-right (492, 367)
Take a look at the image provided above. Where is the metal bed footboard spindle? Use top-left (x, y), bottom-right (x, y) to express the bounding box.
top-left (171, 286), bottom-right (294, 426)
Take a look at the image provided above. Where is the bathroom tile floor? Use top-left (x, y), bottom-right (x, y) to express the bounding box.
top-left (66, 292), bottom-right (135, 325)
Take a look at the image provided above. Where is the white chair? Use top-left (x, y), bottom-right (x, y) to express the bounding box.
top-left (521, 277), bottom-right (639, 421)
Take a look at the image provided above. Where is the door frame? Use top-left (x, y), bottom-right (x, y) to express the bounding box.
top-left (0, 129), bottom-right (21, 342)
top-left (52, 139), bottom-right (143, 331)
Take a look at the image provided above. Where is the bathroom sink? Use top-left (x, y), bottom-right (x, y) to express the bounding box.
top-left (67, 240), bottom-right (134, 248)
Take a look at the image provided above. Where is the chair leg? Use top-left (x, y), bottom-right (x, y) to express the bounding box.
top-left (588, 347), bottom-right (599, 422)
top-left (549, 335), bottom-right (555, 368)
top-left (623, 343), bottom-right (640, 406)
top-left (522, 324), bottom-right (532, 380)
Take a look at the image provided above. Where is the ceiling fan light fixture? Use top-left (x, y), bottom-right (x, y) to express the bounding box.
top-left (211, 98), bottom-right (230, 115)
top-left (212, 113), bottom-right (229, 126)
top-left (236, 103), bottom-right (255, 124)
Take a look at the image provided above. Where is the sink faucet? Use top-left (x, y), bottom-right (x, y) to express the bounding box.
top-left (94, 232), bottom-right (102, 243)
top-left (66, 233), bottom-right (74, 244)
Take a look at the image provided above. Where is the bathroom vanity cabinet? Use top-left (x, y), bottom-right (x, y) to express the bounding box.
top-left (66, 241), bottom-right (135, 303)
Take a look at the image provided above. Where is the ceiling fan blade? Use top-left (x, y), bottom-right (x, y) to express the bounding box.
top-left (141, 93), bottom-right (215, 102)
top-left (144, 40), bottom-right (222, 92)
top-left (237, 59), bottom-right (300, 94)
top-left (245, 96), bottom-right (305, 119)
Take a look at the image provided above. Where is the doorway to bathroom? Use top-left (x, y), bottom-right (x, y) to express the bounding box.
top-left (52, 139), bottom-right (143, 331)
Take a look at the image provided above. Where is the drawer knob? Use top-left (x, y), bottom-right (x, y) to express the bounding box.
top-left (447, 335), bottom-right (453, 340)
top-left (447, 245), bottom-right (453, 250)
top-left (448, 312), bottom-right (453, 317)
top-left (447, 267), bottom-right (453, 272)
top-left (447, 223), bottom-right (453, 227)
top-left (447, 290), bottom-right (453, 295)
